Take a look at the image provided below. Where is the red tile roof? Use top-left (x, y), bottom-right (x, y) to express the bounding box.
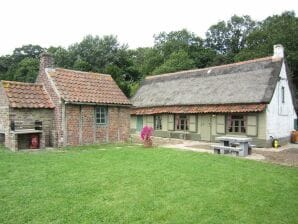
top-left (131, 104), bottom-right (267, 115)
top-left (48, 68), bottom-right (130, 105)
top-left (1, 81), bottom-right (54, 109)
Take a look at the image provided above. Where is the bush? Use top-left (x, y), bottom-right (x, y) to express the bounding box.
top-left (140, 126), bottom-right (153, 141)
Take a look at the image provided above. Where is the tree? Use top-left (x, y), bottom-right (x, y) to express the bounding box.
top-left (130, 47), bottom-right (163, 77)
top-left (47, 46), bottom-right (74, 68)
top-left (152, 50), bottom-right (196, 75)
top-left (154, 29), bottom-right (203, 58)
top-left (205, 15), bottom-right (257, 56)
top-left (12, 45), bottom-right (45, 62)
top-left (12, 57), bottom-right (39, 83)
top-left (235, 11), bottom-right (298, 86)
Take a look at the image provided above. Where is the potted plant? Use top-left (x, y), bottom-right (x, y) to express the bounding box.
top-left (140, 126), bottom-right (154, 147)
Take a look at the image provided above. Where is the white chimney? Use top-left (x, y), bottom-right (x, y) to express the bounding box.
top-left (273, 44), bottom-right (284, 58)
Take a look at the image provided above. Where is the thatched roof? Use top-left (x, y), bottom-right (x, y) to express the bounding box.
top-left (131, 56), bottom-right (283, 108)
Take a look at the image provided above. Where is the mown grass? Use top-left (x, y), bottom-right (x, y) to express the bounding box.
top-left (0, 144), bottom-right (297, 223)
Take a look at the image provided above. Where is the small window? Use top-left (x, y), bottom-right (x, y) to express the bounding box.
top-left (227, 115), bottom-right (246, 134)
top-left (154, 115), bottom-right (162, 130)
top-left (176, 114), bottom-right (189, 131)
top-left (95, 106), bottom-right (107, 124)
top-left (281, 86), bottom-right (285, 103)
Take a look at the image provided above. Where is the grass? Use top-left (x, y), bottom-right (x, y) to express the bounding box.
top-left (0, 144), bottom-right (297, 224)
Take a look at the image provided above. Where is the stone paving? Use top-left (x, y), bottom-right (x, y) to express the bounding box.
top-left (157, 137), bottom-right (298, 167)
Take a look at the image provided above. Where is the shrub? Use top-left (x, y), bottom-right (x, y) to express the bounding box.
top-left (140, 126), bottom-right (154, 141)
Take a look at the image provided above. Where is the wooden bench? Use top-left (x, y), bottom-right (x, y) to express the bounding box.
top-left (212, 145), bottom-right (242, 155)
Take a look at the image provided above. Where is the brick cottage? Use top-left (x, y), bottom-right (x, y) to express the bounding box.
top-left (0, 53), bottom-right (131, 151)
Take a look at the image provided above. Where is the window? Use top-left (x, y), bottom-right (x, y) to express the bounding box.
top-left (95, 106), bottom-right (107, 124)
top-left (154, 115), bottom-right (162, 130)
top-left (227, 115), bottom-right (246, 133)
top-left (176, 114), bottom-right (189, 131)
top-left (281, 86), bottom-right (285, 103)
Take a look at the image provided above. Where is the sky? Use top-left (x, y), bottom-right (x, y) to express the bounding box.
top-left (0, 0), bottom-right (297, 56)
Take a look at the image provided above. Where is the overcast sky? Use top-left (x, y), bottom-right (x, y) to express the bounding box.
top-left (0, 0), bottom-right (297, 56)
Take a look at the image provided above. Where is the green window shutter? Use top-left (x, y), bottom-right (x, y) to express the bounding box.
top-left (197, 115), bottom-right (201, 134)
top-left (189, 115), bottom-right (197, 132)
top-left (167, 114), bottom-right (174, 131)
top-left (146, 115), bottom-right (154, 128)
top-left (246, 115), bottom-right (258, 136)
top-left (216, 115), bottom-right (225, 134)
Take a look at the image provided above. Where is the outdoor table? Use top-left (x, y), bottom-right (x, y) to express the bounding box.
top-left (215, 136), bottom-right (252, 157)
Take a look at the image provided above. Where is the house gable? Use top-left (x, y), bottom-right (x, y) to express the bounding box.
top-left (266, 60), bottom-right (297, 139)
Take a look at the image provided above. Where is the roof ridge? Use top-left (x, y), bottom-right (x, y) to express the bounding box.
top-left (146, 56), bottom-right (278, 80)
top-left (55, 68), bottom-right (111, 77)
top-left (1, 80), bottom-right (43, 87)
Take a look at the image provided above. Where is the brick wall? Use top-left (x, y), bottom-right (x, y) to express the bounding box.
top-left (10, 108), bottom-right (55, 147)
top-left (65, 105), bottom-right (80, 146)
top-left (36, 54), bottom-right (61, 147)
top-left (65, 104), bottom-right (130, 145)
top-left (81, 106), bottom-right (95, 144)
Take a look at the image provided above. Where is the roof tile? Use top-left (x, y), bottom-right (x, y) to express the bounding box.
top-left (131, 104), bottom-right (266, 115)
top-left (1, 81), bottom-right (54, 109)
top-left (49, 68), bottom-right (130, 105)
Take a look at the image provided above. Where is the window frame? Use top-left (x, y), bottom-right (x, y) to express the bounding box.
top-left (175, 114), bottom-right (189, 131)
top-left (281, 86), bottom-right (285, 104)
top-left (95, 106), bottom-right (107, 125)
top-left (154, 115), bottom-right (162, 130)
top-left (227, 114), bottom-right (247, 134)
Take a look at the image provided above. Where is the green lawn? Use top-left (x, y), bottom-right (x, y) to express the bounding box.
top-left (0, 144), bottom-right (297, 224)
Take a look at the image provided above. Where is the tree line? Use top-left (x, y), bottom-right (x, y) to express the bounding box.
top-left (0, 11), bottom-right (297, 97)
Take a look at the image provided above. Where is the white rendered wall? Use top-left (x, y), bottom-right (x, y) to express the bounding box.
top-left (266, 61), bottom-right (297, 139)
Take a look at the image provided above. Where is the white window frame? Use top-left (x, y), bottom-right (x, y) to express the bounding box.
top-left (281, 86), bottom-right (285, 103)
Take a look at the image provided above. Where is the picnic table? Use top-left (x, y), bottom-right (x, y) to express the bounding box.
top-left (213, 136), bottom-right (253, 157)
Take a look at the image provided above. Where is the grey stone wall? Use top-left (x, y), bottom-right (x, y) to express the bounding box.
top-left (10, 108), bottom-right (55, 147)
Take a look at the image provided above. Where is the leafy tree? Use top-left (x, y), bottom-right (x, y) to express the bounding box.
top-left (73, 58), bottom-right (92, 71)
top-left (152, 50), bottom-right (196, 75)
top-left (154, 29), bottom-right (203, 58)
top-left (205, 15), bottom-right (257, 55)
top-left (130, 47), bottom-right (163, 77)
top-left (0, 55), bottom-right (14, 80)
top-left (12, 57), bottom-right (39, 82)
top-left (235, 11), bottom-right (298, 85)
top-left (154, 29), bottom-right (215, 68)
top-left (13, 45), bottom-right (45, 62)
top-left (47, 46), bottom-right (74, 68)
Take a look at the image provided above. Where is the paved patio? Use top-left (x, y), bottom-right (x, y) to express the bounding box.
top-left (158, 138), bottom-right (298, 167)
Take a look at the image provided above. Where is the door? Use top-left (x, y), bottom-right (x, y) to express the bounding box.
top-left (136, 116), bottom-right (143, 132)
top-left (201, 115), bottom-right (211, 141)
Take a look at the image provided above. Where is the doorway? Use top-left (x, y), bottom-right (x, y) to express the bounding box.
top-left (201, 115), bottom-right (211, 141)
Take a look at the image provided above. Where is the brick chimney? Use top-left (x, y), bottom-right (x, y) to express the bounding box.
top-left (36, 52), bottom-right (55, 84)
top-left (273, 44), bottom-right (284, 58)
top-left (39, 52), bottom-right (54, 71)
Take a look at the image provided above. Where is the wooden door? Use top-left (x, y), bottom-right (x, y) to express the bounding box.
top-left (201, 115), bottom-right (211, 141)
